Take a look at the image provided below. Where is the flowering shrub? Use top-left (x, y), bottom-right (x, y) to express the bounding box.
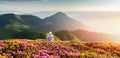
top-left (0, 39), bottom-right (119, 58)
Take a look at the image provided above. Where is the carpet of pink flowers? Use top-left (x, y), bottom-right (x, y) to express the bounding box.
top-left (0, 39), bottom-right (120, 58)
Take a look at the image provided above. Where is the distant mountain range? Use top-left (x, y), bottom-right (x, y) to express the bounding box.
top-left (0, 12), bottom-right (89, 39)
top-left (0, 12), bottom-right (120, 43)
top-left (0, 12), bottom-right (88, 32)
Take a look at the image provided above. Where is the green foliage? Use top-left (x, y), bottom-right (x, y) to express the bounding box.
top-left (0, 27), bottom-right (16, 39)
top-left (54, 35), bottom-right (60, 41)
top-left (12, 30), bottom-right (47, 39)
top-left (54, 30), bottom-right (80, 41)
top-left (15, 14), bottom-right (22, 20)
top-left (5, 23), bottom-right (30, 32)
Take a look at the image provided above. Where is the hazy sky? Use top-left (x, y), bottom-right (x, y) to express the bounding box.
top-left (1, 0), bottom-right (120, 34)
top-left (0, 0), bottom-right (120, 13)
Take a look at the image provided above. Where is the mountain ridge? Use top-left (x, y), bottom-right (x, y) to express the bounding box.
top-left (54, 29), bottom-right (120, 43)
top-left (0, 12), bottom-right (89, 39)
top-left (0, 12), bottom-right (119, 42)
top-left (41, 12), bottom-right (89, 32)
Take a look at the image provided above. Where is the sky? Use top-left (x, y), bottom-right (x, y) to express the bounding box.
top-left (1, 0), bottom-right (120, 34)
top-left (1, 0), bottom-right (120, 13)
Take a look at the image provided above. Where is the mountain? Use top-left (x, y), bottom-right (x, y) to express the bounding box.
top-left (0, 13), bottom-right (43, 39)
top-left (0, 14), bottom-right (28, 39)
top-left (40, 12), bottom-right (88, 32)
top-left (0, 12), bottom-right (88, 32)
top-left (54, 30), bottom-right (79, 41)
top-left (21, 15), bottom-right (42, 27)
top-left (0, 13), bottom-right (45, 30)
top-left (0, 12), bottom-right (120, 42)
top-left (0, 12), bottom-right (88, 39)
top-left (55, 30), bottom-right (120, 43)
top-left (0, 14), bottom-right (29, 31)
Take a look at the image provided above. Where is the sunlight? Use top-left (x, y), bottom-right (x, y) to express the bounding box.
top-left (90, 19), bottom-right (120, 34)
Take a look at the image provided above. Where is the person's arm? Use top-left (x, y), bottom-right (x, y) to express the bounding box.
top-left (46, 35), bottom-right (49, 40)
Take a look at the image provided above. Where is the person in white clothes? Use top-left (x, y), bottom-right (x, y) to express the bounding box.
top-left (46, 32), bottom-right (54, 41)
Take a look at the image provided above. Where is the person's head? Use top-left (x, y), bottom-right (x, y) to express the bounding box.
top-left (49, 31), bottom-right (52, 35)
top-left (49, 32), bottom-right (52, 34)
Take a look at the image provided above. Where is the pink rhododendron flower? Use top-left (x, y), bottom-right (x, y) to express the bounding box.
top-left (0, 46), bottom-right (4, 50)
top-left (5, 53), bottom-right (10, 56)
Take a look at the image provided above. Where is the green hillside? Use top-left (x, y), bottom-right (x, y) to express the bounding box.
top-left (0, 13), bottom-right (86, 40)
top-left (0, 13), bottom-right (119, 42)
top-left (54, 30), bottom-right (80, 41)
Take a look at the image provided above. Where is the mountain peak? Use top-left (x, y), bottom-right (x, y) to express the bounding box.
top-left (55, 12), bottom-right (66, 15)
top-left (1, 13), bottom-right (20, 18)
top-left (55, 12), bottom-right (67, 16)
top-left (50, 12), bottom-right (68, 18)
top-left (2, 13), bottom-right (17, 15)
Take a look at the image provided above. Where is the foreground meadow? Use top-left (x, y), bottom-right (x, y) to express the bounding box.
top-left (0, 39), bottom-right (119, 58)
